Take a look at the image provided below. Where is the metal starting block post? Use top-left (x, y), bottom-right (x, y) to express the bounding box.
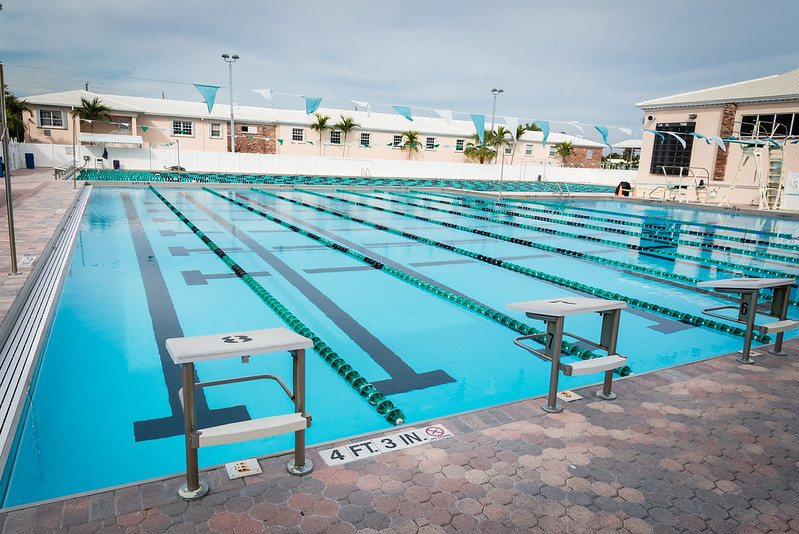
top-left (508, 297), bottom-right (627, 413)
top-left (166, 327), bottom-right (314, 500)
top-left (698, 277), bottom-right (797, 364)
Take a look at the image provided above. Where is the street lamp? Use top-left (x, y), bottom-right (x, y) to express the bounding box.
top-left (490, 88), bottom-right (503, 132)
top-left (222, 53), bottom-right (239, 153)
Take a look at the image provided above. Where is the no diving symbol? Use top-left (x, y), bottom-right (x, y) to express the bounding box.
top-left (221, 335), bottom-right (253, 344)
top-left (425, 426), bottom-right (445, 438)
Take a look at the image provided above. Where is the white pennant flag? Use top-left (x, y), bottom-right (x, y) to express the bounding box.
top-left (505, 116), bottom-right (519, 134)
top-left (434, 109), bottom-right (453, 125)
top-left (252, 89), bottom-right (273, 104)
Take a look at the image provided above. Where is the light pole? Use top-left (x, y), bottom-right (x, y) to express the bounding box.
top-left (490, 88), bottom-right (503, 132)
top-left (0, 62), bottom-right (19, 275)
top-left (222, 53), bottom-right (239, 153)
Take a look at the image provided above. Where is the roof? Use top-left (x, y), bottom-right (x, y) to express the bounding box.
top-left (24, 90), bottom-right (605, 148)
top-left (612, 139), bottom-right (642, 149)
top-left (79, 133), bottom-right (144, 145)
top-left (636, 68), bottom-right (799, 110)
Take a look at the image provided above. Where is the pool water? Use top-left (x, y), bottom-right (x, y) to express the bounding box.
top-left (2, 186), bottom-right (797, 507)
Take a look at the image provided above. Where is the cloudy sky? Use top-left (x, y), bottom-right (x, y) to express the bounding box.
top-left (2, 0), bottom-right (798, 143)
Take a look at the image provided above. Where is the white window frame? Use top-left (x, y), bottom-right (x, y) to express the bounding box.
top-left (525, 144), bottom-right (533, 156)
top-left (455, 139), bottom-right (464, 152)
top-left (425, 137), bottom-right (436, 150)
top-left (37, 109), bottom-right (66, 129)
top-left (210, 123), bottom-right (222, 138)
top-left (292, 128), bottom-right (305, 142)
top-left (241, 125), bottom-right (258, 134)
top-left (392, 135), bottom-right (403, 148)
top-left (171, 120), bottom-right (194, 137)
top-left (330, 130), bottom-right (341, 145)
top-left (360, 132), bottom-right (371, 146)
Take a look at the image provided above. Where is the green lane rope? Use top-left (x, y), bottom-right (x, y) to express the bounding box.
top-left (273, 189), bottom-right (771, 344)
top-left (347, 189), bottom-right (794, 281)
top-left (296, 188), bottom-right (699, 286)
top-left (211, 187), bottom-right (632, 377)
top-left (417, 190), bottom-right (799, 249)
top-left (516, 196), bottom-right (796, 241)
top-left (389, 191), bottom-right (799, 265)
top-left (148, 186), bottom-right (406, 425)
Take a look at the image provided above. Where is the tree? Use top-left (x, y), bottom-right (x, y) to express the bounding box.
top-left (309, 113), bottom-right (330, 155)
top-left (333, 115), bottom-right (360, 157)
top-left (494, 126), bottom-right (513, 165)
top-left (4, 86), bottom-right (29, 142)
top-left (508, 124), bottom-right (530, 165)
top-left (464, 131), bottom-right (496, 164)
top-left (400, 130), bottom-right (421, 160)
top-left (73, 97), bottom-right (112, 134)
top-left (555, 141), bottom-right (575, 166)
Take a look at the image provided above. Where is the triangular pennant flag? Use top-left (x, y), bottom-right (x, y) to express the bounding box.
top-left (434, 109), bottom-right (453, 125)
top-left (303, 97), bottom-right (322, 115)
top-left (140, 126), bottom-right (149, 132)
top-left (194, 84), bottom-right (220, 114)
top-left (644, 129), bottom-right (665, 143)
top-left (594, 125), bottom-right (611, 148)
top-left (392, 106), bottom-right (413, 121)
top-left (618, 127), bottom-right (632, 136)
top-left (505, 116), bottom-right (519, 134)
top-left (252, 88), bottom-right (273, 104)
top-left (277, 139), bottom-right (284, 145)
top-left (567, 121), bottom-right (584, 134)
top-left (350, 100), bottom-right (371, 114)
top-left (706, 135), bottom-right (726, 151)
top-left (470, 114), bottom-right (485, 143)
top-left (663, 131), bottom-right (686, 149)
top-left (538, 120), bottom-right (550, 148)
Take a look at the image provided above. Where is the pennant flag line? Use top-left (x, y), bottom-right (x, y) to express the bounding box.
top-left (194, 84), bottom-right (220, 114)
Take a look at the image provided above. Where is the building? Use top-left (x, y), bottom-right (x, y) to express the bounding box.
top-left (20, 90), bottom-right (605, 170)
top-left (635, 68), bottom-right (799, 208)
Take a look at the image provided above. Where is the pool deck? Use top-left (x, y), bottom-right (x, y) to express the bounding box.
top-left (1, 170), bottom-right (798, 533)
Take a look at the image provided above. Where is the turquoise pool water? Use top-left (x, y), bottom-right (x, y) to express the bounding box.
top-left (2, 186), bottom-right (797, 507)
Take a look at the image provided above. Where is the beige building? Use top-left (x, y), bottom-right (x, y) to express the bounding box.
top-left (21, 90), bottom-right (605, 169)
top-left (635, 68), bottom-right (799, 208)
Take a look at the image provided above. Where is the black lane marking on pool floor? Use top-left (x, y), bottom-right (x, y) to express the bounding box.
top-left (186, 193), bottom-right (455, 396)
top-left (124, 194), bottom-right (251, 442)
top-left (304, 266), bottom-right (374, 274)
top-left (169, 246), bottom-right (247, 256)
top-left (182, 270), bottom-right (271, 285)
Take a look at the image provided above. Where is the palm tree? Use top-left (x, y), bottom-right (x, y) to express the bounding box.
top-left (73, 97), bottom-right (112, 134)
top-left (464, 131), bottom-right (496, 164)
top-left (508, 124), bottom-right (528, 165)
top-left (555, 140), bottom-right (575, 166)
top-left (401, 130), bottom-right (421, 160)
top-left (494, 126), bottom-right (513, 165)
top-left (4, 86), bottom-right (29, 142)
top-left (333, 115), bottom-right (360, 157)
top-left (309, 113), bottom-right (330, 155)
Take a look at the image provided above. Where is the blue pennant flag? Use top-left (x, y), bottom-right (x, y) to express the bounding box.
top-left (538, 120), bottom-right (550, 148)
top-left (470, 114), bottom-right (485, 143)
top-left (392, 106), bottom-right (413, 121)
top-left (644, 129), bottom-right (665, 143)
top-left (594, 125), bottom-right (611, 148)
top-left (194, 84), bottom-right (220, 114)
top-left (304, 97), bottom-right (322, 115)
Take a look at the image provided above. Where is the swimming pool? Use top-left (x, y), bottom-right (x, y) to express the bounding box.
top-left (2, 185), bottom-right (798, 507)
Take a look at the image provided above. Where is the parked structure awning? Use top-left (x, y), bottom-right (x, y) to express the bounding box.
top-left (79, 133), bottom-right (144, 145)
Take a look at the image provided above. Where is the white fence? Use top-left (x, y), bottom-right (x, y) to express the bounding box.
top-left (8, 142), bottom-right (637, 186)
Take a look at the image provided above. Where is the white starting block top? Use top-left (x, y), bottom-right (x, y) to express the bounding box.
top-left (698, 277), bottom-right (796, 291)
top-left (166, 327), bottom-right (313, 364)
top-left (507, 296), bottom-right (626, 321)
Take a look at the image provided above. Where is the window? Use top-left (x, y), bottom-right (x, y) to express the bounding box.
top-left (525, 144), bottom-right (533, 156)
top-left (649, 122), bottom-right (696, 176)
top-left (549, 146), bottom-right (557, 157)
top-left (425, 137), bottom-right (436, 150)
top-left (739, 113), bottom-right (798, 138)
top-left (172, 120), bottom-right (193, 136)
top-left (360, 133), bottom-right (371, 146)
top-left (393, 135), bottom-right (403, 148)
top-left (455, 139), bottom-right (464, 151)
top-left (241, 125), bottom-right (258, 134)
top-left (44, 130), bottom-right (51, 137)
top-left (38, 110), bottom-right (65, 128)
top-left (504, 145), bottom-right (512, 155)
top-left (292, 128), bottom-right (304, 142)
top-left (330, 130), bottom-right (341, 144)
top-left (586, 149), bottom-right (593, 160)
top-left (210, 123), bottom-right (222, 138)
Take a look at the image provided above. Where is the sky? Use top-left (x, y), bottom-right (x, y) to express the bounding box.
top-left (2, 0), bottom-right (799, 145)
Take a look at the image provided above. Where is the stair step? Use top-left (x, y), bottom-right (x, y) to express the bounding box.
top-left (562, 354), bottom-right (627, 377)
top-left (198, 412), bottom-right (308, 448)
top-left (757, 320), bottom-right (799, 335)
